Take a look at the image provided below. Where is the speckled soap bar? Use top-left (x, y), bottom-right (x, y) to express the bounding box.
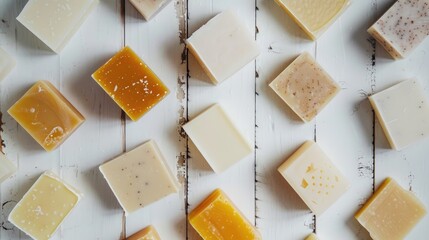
top-left (368, 0), bottom-right (429, 59)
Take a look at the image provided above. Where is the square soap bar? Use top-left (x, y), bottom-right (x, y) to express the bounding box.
top-left (92, 46), bottom-right (169, 121)
top-left (269, 52), bottom-right (340, 122)
top-left (278, 140), bottom-right (349, 216)
top-left (368, 0), bottom-right (429, 59)
top-left (305, 233), bottom-right (319, 240)
top-left (189, 189), bottom-right (261, 240)
top-left (8, 171), bottom-right (82, 240)
top-left (100, 140), bottom-right (180, 215)
top-left (17, 0), bottom-right (98, 53)
top-left (8, 81), bottom-right (85, 152)
top-left (127, 225), bottom-right (161, 240)
top-left (369, 79), bottom-right (429, 150)
top-left (129, 0), bottom-right (172, 20)
top-left (275, 0), bottom-right (350, 40)
top-left (183, 104), bottom-right (253, 173)
top-left (0, 153), bottom-right (16, 183)
top-left (186, 10), bottom-right (259, 84)
top-left (355, 178), bottom-right (426, 240)
top-left (0, 47), bottom-right (16, 81)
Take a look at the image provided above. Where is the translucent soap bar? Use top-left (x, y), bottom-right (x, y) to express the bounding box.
top-left (126, 225), bottom-right (161, 240)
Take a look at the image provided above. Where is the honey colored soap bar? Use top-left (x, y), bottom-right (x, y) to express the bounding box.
top-left (8, 171), bottom-right (82, 240)
top-left (92, 46), bottom-right (169, 121)
top-left (278, 140), bottom-right (349, 216)
top-left (17, 0), bottom-right (98, 53)
top-left (275, 0), bottom-right (350, 40)
top-left (305, 233), bottom-right (319, 240)
top-left (189, 189), bottom-right (261, 240)
top-left (100, 140), bottom-right (179, 215)
top-left (0, 47), bottom-right (16, 81)
top-left (8, 81), bottom-right (85, 152)
top-left (355, 178), bottom-right (426, 240)
top-left (127, 225), bottom-right (161, 240)
top-left (129, 0), bottom-right (172, 20)
top-left (369, 79), bottom-right (429, 150)
top-left (368, 0), bottom-right (429, 59)
top-left (0, 153), bottom-right (16, 183)
top-left (269, 52), bottom-right (340, 122)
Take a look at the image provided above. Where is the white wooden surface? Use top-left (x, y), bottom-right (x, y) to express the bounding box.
top-left (0, 0), bottom-right (428, 239)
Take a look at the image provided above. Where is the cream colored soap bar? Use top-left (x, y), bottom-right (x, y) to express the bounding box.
top-left (183, 104), bottom-right (253, 173)
top-left (0, 47), bottom-right (16, 81)
top-left (355, 178), bottom-right (426, 240)
top-left (127, 225), bottom-right (161, 240)
top-left (100, 140), bottom-right (180, 215)
top-left (275, 0), bottom-right (350, 40)
top-left (129, 0), bottom-right (172, 20)
top-left (305, 233), bottom-right (319, 240)
top-left (186, 10), bottom-right (259, 84)
top-left (368, 0), bottom-right (429, 59)
top-left (369, 79), bottom-right (429, 150)
top-left (278, 141), bottom-right (349, 216)
top-left (0, 153), bottom-right (16, 183)
top-left (8, 171), bottom-right (82, 240)
top-left (17, 0), bottom-right (98, 53)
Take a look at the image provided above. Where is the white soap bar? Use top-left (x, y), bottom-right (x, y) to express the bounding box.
top-left (17, 0), bottom-right (99, 53)
top-left (186, 10), bottom-right (260, 84)
top-left (129, 0), bottom-right (172, 20)
top-left (369, 79), bottom-right (429, 150)
top-left (0, 153), bottom-right (16, 183)
top-left (368, 0), bottom-right (429, 59)
top-left (183, 104), bottom-right (253, 173)
top-left (278, 140), bottom-right (349, 216)
top-left (100, 140), bottom-right (180, 215)
top-left (0, 47), bottom-right (16, 81)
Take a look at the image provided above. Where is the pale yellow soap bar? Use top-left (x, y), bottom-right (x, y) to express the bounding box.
top-left (355, 178), bottom-right (426, 240)
top-left (305, 233), bottom-right (319, 240)
top-left (8, 171), bottom-right (82, 240)
top-left (0, 153), bottom-right (16, 183)
top-left (127, 225), bottom-right (161, 240)
top-left (129, 0), bottom-right (172, 20)
top-left (0, 47), bottom-right (16, 81)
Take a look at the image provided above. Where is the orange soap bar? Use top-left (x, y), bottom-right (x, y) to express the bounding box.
top-left (8, 81), bottom-right (85, 151)
top-left (92, 46), bottom-right (169, 121)
top-left (189, 189), bottom-right (261, 240)
top-left (127, 225), bottom-right (161, 240)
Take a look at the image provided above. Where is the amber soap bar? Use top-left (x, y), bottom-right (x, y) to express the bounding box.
top-left (92, 46), bottom-right (169, 121)
top-left (8, 81), bottom-right (85, 151)
top-left (127, 225), bottom-right (161, 240)
top-left (189, 189), bottom-right (261, 240)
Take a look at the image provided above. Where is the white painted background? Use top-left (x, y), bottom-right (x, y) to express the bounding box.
top-left (0, 0), bottom-right (428, 239)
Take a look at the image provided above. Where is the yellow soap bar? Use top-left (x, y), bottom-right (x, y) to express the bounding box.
top-left (355, 178), bottom-right (426, 240)
top-left (127, 225), bottom-right (161, 240)
top-left (8, 81), bottom-right (85, 151)
top-left (92, 46), bottom-right (169, 121)
top-left (305, 233), bottom-right (319, 240)
top-left (189, 189), bottom-right (261, 240)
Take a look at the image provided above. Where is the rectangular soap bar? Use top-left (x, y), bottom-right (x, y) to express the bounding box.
top-left (8, 81), bottom-right (85, 152)
top-left (355, 178), bottom-right (426, 240)
top-left (92, 46), bottom-right (169, 121)
top-left (278, 140), bottom-right (349, 216)
top-left (275, 0), bottom-right (350, 40)
top-left (0, 153), bottom-right (16, 183)
top-left (183, 104), bottom-right (253, 173)
top-left (368, 0), bottom-right (429, 59)
top-left (129, 0), bottom-right (172, 20)
top-left (187, 11), bottom-right (259, 84)
top-left (127, 225), bottom-right (161, 240)
top-left (0, 47), bottom-right (16, 81)
top-left (369, 79), bottom-right (429, 150)
top-left (305, 233), bottom-right (319, 240)
top-left (269, 52), bottom-right (340, 122)
top-left (8, 171), bottom-right (82, 240)
top-left (100, 140), bottom-right (180, 215)
top-left (189, 189), bottom-right (261, 240)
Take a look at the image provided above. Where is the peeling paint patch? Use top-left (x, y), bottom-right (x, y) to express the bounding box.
top-left (176, 151), bottom-right (186, 185)
top-left (0, 111), bottom-right (5, 154)
top-left (357, 157), bottom-right (373, 178)
top-left (1, 200), bottom-right (17, 230)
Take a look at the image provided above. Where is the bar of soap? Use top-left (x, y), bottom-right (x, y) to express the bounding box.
top-left (0, 153), bottom-right (16, 183)
top-left (368, 0), bottom-right (429, 59)
top-left (274, 0), bottom-right (350, 40)
top-left (305, 233), bottom-right (319, 240)
top-left (92, 46), bottom-right (169, 121)
top-left (17, 0), bottom-right (98, 53)
top-left (186, 10), bottom-right (260, 85)
top-left (269, 52), bottom-right (340, 122)
top-left (183, 104), bottom-right (253, 173)
top-left (127, 225), bottom-right (161, 240)
top-left (99, 140), bottom-right (180, 215)
top-left (8, 81), bottom-right (85, 152)
top-left (189, 189), bottom-right (261, 240)
top-left (278, 140), bottom-right (349, 216)
top-left (129, 0), bottom-right (172, 21)
top-left (369, 79), bottom-right (429, 150)
top-left (0, 47), bottom-right (16, 81)
top-left (355, 178), bottom-right (426, 240)
top-left (8, 171), bottom-right (82, 240)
